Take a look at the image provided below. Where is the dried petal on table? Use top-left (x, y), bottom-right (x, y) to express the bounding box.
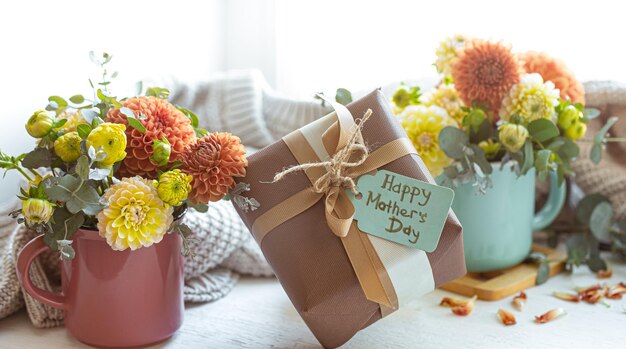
top-left (440, 295), bottom-right (477, 316)
top-left (535, 308), bottom-right (566, 323)
top-left (497, 309), bottom-right (517, 326)
top-left (512, 291), bottom-right (527, 311)
top-left (578, 284), bottom-right (608, 304)
top-left (552, 291), bottom-right (580, 302)
top-left (606, 282), bottom-right (626, 300)
top-left (597, 269), bottom-right (612, 279)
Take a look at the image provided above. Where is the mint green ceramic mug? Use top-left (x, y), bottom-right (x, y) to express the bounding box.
top-left (442, 164), bottom-right (566, 272)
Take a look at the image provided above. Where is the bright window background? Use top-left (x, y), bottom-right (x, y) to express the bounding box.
top-left (0, 0), bottom-right (623, 200)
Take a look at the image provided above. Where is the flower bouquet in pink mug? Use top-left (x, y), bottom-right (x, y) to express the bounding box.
top-left (1, 52), bottom-right (255, 347)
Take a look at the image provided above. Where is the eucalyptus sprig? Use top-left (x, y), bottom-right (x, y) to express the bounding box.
top-left (564, 193), bottom-right (626, 273)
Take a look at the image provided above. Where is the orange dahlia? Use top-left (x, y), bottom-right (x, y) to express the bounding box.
top-left (452, 40), bottom-right (522, 113)
top-left (106, 96), bottom-right (196, 178)
top-left (181, 132), bottom-right (247, 203)
top-left (519, 51), bottom-right (585, 104)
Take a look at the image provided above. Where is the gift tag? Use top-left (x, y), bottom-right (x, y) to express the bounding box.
top-left (348, 170), bottom-right (454, 252)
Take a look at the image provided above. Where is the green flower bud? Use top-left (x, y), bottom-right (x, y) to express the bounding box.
top-left (478, 139), bottom-right (502, 160)
top-left (150, 138), bottom-right (171, 167)
top-left (557, 105), bottom-right (581, 130)
top-left (499, 123), bottom-right (529, 152)
top-left (392, 88), bottom-right (412, 110)
top-left (25, 110), bottom-right (54, 138)
top-left (22, 198), bottom-right (54, 226)
top-left (565, 120), bottom-right (587, 140)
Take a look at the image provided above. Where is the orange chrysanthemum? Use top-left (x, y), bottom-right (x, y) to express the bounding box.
top-left (452, 40), bottom-right (522, 113)
top-left (106, 96), bottom-right (196, 178)
top-left (519, 51), bottom-right (585, 104)
top-left (181, 132), bottom-right (247, 203)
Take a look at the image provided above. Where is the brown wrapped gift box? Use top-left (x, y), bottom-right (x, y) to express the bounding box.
top-left (232, 89), bottom-right (465, 348)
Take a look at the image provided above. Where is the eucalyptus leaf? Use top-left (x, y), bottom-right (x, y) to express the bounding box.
top-left (520, 140), bottom-right (534, 175)
top-left (535, 149), bottom-right (551, 172)
top-left (583, 107), bottom-right (601, 120)
top-left (80, 109), bottom-right (99, 124)
top-left (65, 184), bottom-right (102, 215)
top-left (590, 143), bottom-right (603, 164)
top-left (587, 255), bottom-right (608, 273)
top-left (89, 168), bottom-right (111, 180)
top-left (69, 95), bottom-right (85, 104)
top-left (589, 201), bottom-right (613, 241)
top-left (555, 137), bottom-right (579, 159)
top-left (594, 116), bottom-right (618, 143)
top-left (87, 146), bottom-right (97, 160)
top-left (58, 243), bottom-right (76, 260)
top-left (467, 144), bottom-right (492, 175)
top-left (566, 233), bottom-right (588, 268)
top-left (438, 127), bottom-right (469, 159)
top-left (335, 88), bottom-right (353, 105)
top-left (536, 260), bottom-right (550, 285)
top-left (48, 207), bottom-right (84, 249)
top-left (576, 193), bottom-right (610, 224)
top-left (528, 119), bottom-right (559, 142)
top-left (21, 148), bottom-right (54, 169)
top-left (75, 156), bottom-right (90, 180)
top-left (44, 175), bottom-right (81, 202)
top-left (48, 96), bottom-right (68, 108)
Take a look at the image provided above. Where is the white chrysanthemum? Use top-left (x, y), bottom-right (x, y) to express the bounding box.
top-left (499, 73), bottom-right (560, 122)
top-left (434, 35), bottom-right (467, 78)
top-left (423, 84), bottom-right (465, 123)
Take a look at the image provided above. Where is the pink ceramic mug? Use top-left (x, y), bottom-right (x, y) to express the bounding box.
top-left (16, 228), bottom-right (184, 348)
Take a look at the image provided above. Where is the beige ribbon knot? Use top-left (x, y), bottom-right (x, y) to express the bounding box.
top-left (272, 109), bottom-right (372, 197)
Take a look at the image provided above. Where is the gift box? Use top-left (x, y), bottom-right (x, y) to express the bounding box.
top-left (232, 89), bottom-right (465, 348)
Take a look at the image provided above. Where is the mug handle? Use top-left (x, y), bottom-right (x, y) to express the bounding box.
top-left (16, 234), bottom-right (65, 309)
top-left (532, 170), bottom-right (567, 231)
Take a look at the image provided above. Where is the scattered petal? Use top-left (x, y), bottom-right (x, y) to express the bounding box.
top-left (578, 284), bottom-right (608, 304)
top-left (597, 269), bottom-right (612, 279)
top-left (535, 308), bottom-right (566, 323)
top-left (552, 291), bottom-right (580, 303)
top-left (512, 291), bottom-right (527, 311)
top-left (497, 309), bottom-right (517, 326)
top-left (440, 295), bottom-right (472, 308)
top-left (440, 295), bottom-right (477, 316)
top-left (606, 282), bottom-right (626, 300)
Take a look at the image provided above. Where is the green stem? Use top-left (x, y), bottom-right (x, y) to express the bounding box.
top-left (605, 137), bottom-right (626, 143)
top-left (16, 167), bottom-right (33, 182)
top-left (26, 167), bottom-right (40, 178)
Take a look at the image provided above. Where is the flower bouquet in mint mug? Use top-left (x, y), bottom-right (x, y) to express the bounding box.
top-left (2, 53), bottom-right (251, 347)
top-left (389, 36), bottom-right (614, 273)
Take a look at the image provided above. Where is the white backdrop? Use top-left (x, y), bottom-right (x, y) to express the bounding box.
top-left (1, 0), bottom-right (624, 200)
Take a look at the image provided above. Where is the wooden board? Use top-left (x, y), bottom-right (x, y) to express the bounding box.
top-left (439, 244), bottom-right (566, 301)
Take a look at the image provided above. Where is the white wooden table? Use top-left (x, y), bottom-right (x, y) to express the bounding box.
top-left (2, 255), bottom-right (626, 349)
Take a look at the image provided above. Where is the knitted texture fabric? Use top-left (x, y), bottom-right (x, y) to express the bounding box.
top-left (572, 81), bottom-right (626, 219)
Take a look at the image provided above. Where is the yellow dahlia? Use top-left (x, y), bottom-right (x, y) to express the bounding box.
top-left (519, 51), bottom-right (585, 104)
top-left (56, 109), bottom-right (87, 134)
top-left (155, 169), bottom-right (193, 207)
top-left (86, 123), bottom-right (127, 167)
top-left (399, 105), bottom-right (457, 177)
top-left (97, 177), bottom-right (173, 251)
top-left (499, 73), bottom-right (560, 122)
top-left (22, 198), bottom-right (54, 226)
top-left (106, 96), bottom-right (196, 178)
top-left (452, 40), bottom-right (521, 113)
top-left (435, 35), bottom-right (468, 80)
top-left (182, 132), bottom-right (247, 203)
top-left (54, 131), bottom-right (82, 162)
top-left (423, 84), bottom-right (465, 124)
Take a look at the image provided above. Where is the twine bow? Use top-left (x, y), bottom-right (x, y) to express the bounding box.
top-left (272, 109), bottom-right (372, 196)
top-left (270, 109), bottom-right (373, 237)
